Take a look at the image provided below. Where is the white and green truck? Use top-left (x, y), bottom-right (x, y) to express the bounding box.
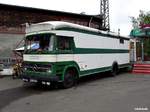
top-left (21, 21), bottom-right (130, 88)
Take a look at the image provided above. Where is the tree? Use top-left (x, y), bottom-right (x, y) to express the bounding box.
top-left (131, 16), bottom-right (139, 29)
top-left (131, 10), bottom-right (150, 28)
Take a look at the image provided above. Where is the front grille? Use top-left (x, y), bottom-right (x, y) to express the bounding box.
top-left (23, 63), bottom-right (51, 72)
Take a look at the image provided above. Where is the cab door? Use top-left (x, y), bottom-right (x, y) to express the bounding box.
top-left (56, 35), bottom-right (74, 62)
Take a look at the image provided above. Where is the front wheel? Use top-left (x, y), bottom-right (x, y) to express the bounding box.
top-left (62, 70), bottom-right (76, 89)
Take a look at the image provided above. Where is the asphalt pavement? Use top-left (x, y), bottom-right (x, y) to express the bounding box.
top-left (0, 72), bottom-right (150, 112)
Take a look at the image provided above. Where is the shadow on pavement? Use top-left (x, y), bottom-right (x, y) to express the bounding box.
top-left (76, 70), bottom-right (128, 87)
top-left (0, 83), bottom-right (60, 110)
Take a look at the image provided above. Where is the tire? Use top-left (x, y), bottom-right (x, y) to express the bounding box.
top-left (111, 64), bottom-right (118, 76)
top-left (62, 70), bottom-right (76, 89)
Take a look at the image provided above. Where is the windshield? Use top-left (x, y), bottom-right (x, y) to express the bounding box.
top-left (25, 34), bottom-right (54, 53)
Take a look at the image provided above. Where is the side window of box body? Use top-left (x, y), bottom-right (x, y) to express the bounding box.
top-left (120, 38), bottom-right (124, 44)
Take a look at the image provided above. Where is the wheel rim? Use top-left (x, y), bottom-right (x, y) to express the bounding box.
top-left (64, 71), bottom-right (75, 88)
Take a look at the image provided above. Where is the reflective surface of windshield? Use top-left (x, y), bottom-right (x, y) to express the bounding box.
top-left (25, 34), bottom-right (54, 53)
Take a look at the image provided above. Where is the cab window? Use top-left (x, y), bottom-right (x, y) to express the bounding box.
top-left (57, 36), bottom-right (73, 51)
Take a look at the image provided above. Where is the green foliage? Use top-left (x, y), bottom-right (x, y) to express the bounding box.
top-left (131, 10), bottom-right (150, 28)
top-left (130, 16), bottom-right (139, 28)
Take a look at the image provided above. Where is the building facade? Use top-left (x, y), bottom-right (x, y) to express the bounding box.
top-left (0, 3), bottom-right (103, 34)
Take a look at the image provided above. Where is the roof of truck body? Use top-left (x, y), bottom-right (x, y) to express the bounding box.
top-left (26, 21), bottom-right (129, 40)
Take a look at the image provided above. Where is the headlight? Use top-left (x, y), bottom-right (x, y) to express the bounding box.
top-left (47, 69), bottom-right (52, 73)
top-left (24, 67), bottom-right (27, 71)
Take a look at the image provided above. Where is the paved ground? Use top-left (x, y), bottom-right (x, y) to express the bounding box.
top-left (0, 72), bottom-right (150, 112)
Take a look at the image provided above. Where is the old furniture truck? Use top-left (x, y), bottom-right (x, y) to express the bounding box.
top-left (21, 21), bottom-right (130, 88)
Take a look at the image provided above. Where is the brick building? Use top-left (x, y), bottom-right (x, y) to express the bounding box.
top-left (0, 3), bottom-right (103, 34)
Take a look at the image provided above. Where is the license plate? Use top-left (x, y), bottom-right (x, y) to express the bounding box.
top-left (30, 79), bottom-right (37, 83)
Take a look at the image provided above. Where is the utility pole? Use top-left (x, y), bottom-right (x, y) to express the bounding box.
top-left (100, 0), bottom-right (110, 31)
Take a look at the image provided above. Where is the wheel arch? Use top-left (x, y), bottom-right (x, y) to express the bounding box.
top-left (112, 61), bottom-right (119, 70)
top-left (62, 62), bottom-right (80, 81)
top-left (112, 61), bottom-right (118, 68)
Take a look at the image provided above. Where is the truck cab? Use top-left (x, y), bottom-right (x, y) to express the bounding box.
top-left (22, 32), bottom-right (77, 88)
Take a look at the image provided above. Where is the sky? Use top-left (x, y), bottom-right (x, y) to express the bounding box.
top-left (0, 0), bottom-right (150, 36)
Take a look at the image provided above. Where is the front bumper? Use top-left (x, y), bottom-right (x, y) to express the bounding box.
top-left (21, 72), bottom-right (60, 82)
